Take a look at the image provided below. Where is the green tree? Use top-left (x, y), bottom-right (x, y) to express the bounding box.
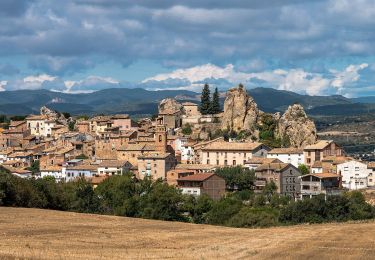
top-left (27, 160), bottom-right (40, 174)
top-left (227, 207), bottom-right (279, 228)
top-left (68, 121), bottom-right (76, 131)
top-left (298, 164), bottom-right (310, 175)
top-left (182, 124), bottom-right (192, 135)
top-left (199, 83), bottom-right (211, 115)
top-left (210, 87), bottom-right (221, 114)
top-left (263, 181), bottom-right (278, 202)
top-left (206, 197), bottom-right (243, 225)
top-left (139, 180), bottom-right (186, 221)
top-left (215, 166), bottom-right (255, 191)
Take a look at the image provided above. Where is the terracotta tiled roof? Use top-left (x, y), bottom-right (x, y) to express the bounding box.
top-left (176, 164), bottom-right (216, 170)
top-left (255, 163), bottom-right (290, 171)
top-left (305, 173), bottom-right (340, 179)
top-left (99, 160), bottom-right (128, 168)
top-left (138, 153), bottom-right (171, 159)
top-left (304, 140), bottom-right (333, 150)
top-left (66, 164), bottom-right (98, 171)
top-left (268, 148), bottom-right (303, 154)
top-left (177, 173), bottom-right (216, 182)
top-left (246, 157), bottom-right (282, 164)
top-left (202, 141), bottom-right (264, 151)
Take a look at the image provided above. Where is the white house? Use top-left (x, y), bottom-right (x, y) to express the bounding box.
top-left (97, 160), bottom-right (132, 176)
top-left (337, 160), bottom-right (370, 190)
top-left (40, 166), bottom-right (64, 182)
top-left (65, 164), bottom-right (98, 182)
top-left (267, 148), bottom-right (304, 168)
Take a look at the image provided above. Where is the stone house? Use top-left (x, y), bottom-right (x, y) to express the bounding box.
top-left (304, 140), bottom-right (343, 167)
top-left (255, 163), bottom-right (301, 198)
top-left (137, 153), bottom-right (176, 180)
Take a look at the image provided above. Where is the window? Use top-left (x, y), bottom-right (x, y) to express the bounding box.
top-left (224, 160), bottom-right (227, 166)
top-left (355, 167), bottom-right (359, 171)
top-left (159, 135), bottom-right (162, 142)
top-left (233, 160), bottom-right (236, 166)
top-left (216, 160), bottom-right (219, 165)
top-left (207, 159), bottom-right (210, 164)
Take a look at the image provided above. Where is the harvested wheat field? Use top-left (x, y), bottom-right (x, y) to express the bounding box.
top-left (1, 208), bottom-right (375, 259)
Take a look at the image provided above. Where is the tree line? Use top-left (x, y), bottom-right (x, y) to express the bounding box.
top-left (1, 168), bottom-right (375, 228)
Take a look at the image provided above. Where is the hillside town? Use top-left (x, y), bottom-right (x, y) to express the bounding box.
top-left (0, 85), bottom-right (374, 201)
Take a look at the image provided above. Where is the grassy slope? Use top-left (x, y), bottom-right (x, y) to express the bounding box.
top-left (1, 207), bottom-right (375, 259)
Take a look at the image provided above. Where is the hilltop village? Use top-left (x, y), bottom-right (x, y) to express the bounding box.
top-left (0, 84), bottom-right (374, 201)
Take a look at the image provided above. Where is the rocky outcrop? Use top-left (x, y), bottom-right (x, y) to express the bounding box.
top-left (221, 85), bottom-right (260, 136)
top-left (158, 98), bottom-right (182, 115)
top-left (277, 104), bottom-right (317, 148)
top-left (40, 106), bottom-right (71, 126)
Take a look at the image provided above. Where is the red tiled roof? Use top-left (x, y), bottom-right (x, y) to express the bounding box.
top-left (177, 173), bottom-right (216, 182)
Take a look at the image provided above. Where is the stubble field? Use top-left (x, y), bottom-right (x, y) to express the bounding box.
top-left (1, 207), bottom-right (375, 259)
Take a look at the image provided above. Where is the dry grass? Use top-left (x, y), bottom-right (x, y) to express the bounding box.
top-left (1, 207), bottom-right (375, 259)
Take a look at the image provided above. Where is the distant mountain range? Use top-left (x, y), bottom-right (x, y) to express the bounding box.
top-left (0, 87), bottom-right (374, 116)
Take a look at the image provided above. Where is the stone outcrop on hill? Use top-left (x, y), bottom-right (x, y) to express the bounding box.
top-left (277, 104), bottom-right (317, 148)
top-left (221, 85), bottom-right (260, 136)
top-left (158, 98), bottom-right (183, 115)
top-left (40, 106), bottom-right (71, 126)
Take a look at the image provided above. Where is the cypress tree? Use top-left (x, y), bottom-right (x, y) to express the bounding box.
top-left (199, 83), bottom-right (211, 115)
top-left (210, 87), bottom-right (221, 114)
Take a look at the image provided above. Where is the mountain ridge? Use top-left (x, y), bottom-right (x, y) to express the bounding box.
top-left (0, 87), bottom-right (371, 116)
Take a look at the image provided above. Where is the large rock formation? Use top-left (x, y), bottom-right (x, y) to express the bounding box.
top-left (221, 85), bottom-right (260, 135)
top-left (277, 104), bottom-right (317, 148)
top-left (158, 98), bottom-right (183, 115)
top-left (40, 106), bottom-right (70, 126)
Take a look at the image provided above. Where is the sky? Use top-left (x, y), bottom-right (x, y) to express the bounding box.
top-left (1, 0), bottom-right (375, 97)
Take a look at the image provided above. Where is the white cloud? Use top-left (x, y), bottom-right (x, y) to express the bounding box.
top-left (142, 63), bottom-right (370, 96)
top-left (330, 63), bottom-right (368, 93)
top-left (23, 74), bottom-right (56, 83)
top-left (64, 75), bottom-right (120, 93)
top-left (0, 81), bottom-right (7, 91)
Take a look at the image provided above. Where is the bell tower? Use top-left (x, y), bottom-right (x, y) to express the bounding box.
top-left (155, 117), bottom-right (167, 153)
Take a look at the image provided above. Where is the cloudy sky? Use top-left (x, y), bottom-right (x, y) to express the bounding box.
top-left (1, 0), bottom-right (375, 96)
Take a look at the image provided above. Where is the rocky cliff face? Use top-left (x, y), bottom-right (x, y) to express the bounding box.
top-left (158, 98), bottom-right (182, 115)
top-left (277, 104), bottom-right (317, 148)
top-left (221, 85), bottom-right (260, 136)
top-left (40, 106), bottom-right (70, 126)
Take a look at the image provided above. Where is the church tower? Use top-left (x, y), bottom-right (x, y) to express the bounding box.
top-left (155, 117), bottom-right (167, 153)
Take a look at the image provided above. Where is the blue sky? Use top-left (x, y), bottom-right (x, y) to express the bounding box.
top-left (1, 0), bottom-right (375, 96)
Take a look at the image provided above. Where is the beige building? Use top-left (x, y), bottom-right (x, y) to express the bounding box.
top-left (200, 141), bottom-right (270, 167)
top-left (304, 140), bottom-right (343, 167)
top-left (137, 153), bottom-right (176, 180)
top-left (182, 102), bottom-right (200, 117)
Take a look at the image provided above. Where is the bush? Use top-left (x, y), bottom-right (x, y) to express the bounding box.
top-left (227, 207), bottom-right (279, 228)
top-left (206, 197), bottom-right (243, 225)
top-left (182, 124), bottom-right (192, 135)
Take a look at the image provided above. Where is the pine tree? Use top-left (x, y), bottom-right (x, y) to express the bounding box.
top-left (199, 83), bottom-right (211, 115)
top-left (210, 87), bottom-right (221, 114)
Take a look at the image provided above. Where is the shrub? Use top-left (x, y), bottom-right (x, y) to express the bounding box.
top-left (227, 207), bottom-right (279, 228)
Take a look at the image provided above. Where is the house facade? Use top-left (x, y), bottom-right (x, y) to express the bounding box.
top-left (337, 160), bottom-right (370, 190)
top-left (304, 140), bottom-right (343, 167)
top-left (177, 173), bottom-right (226, 200)
top-left (255, 163), bottom-right (301, 198)
top-left (201, 141), bottom-right (270, 167)
top-left (300, 173), bottom-right (342, 199)
top-left (267, 148), bottom-right (304, 167)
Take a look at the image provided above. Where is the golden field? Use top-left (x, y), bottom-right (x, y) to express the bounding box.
top-left (1, 207), bottom-right (375, 259)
